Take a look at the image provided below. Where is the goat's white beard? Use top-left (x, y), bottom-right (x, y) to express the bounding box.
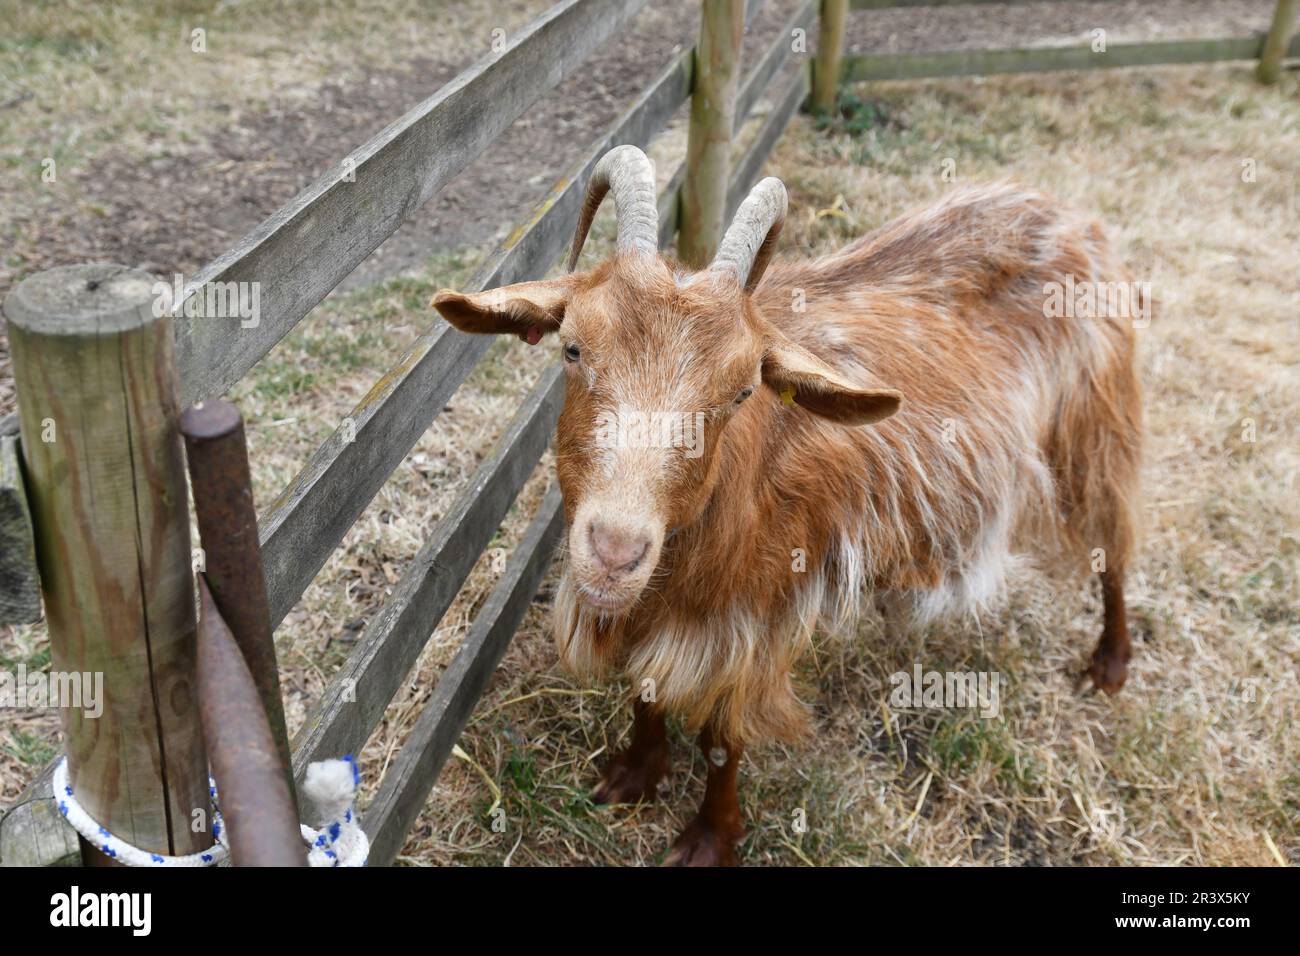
top-left (552, 565), bottom-right (622, 679)
top-left (550, 556), bottom-right (824, 741)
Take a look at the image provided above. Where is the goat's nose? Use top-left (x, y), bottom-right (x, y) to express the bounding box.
top-left (589, 521), bottom-right (650, 575)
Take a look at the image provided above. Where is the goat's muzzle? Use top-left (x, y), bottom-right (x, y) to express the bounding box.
top-left (567, 504), bottom-right (663, 614)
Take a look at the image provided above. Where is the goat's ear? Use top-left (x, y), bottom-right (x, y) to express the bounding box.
top-left (432, 274), bottom-right (583, 342)
top-left (761, 332), bottom-right (901, 425)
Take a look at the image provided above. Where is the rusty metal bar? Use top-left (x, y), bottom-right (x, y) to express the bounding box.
top-left (181, 398), bottom-right (297, 813)
top-left (197, 577), bottom-right (306, 867)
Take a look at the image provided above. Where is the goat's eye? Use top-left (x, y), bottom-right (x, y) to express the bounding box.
top-left (563, 343), bottom-right (581, 363)
top-left (735, 386), bottom-right (754, 403)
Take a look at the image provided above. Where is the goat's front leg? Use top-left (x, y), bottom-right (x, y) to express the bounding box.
top-left (662, 726), bottom-right (745, 867)
top-left (592, 697), bottom-right (671, 805)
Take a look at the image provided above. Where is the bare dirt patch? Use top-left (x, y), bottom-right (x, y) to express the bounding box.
top-left (0, 1), bottom-right (1279, 417)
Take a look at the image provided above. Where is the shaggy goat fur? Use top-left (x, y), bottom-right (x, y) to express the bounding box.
top-left (437, 176), bottom-right (1141, 750)
top-left (544, 181), bottom-right (1142, 745)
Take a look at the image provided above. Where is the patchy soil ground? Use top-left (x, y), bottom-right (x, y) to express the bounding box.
top-left (0, 0), bottom-right (1280, 415)
top-left (2, 1), bottom-right (1297, 867)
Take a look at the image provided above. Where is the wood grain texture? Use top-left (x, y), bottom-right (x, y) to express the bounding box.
top-left (841, 35), bottom-right (1298, 82)
top-left (0, 434), bottom-right (41, 624)
top-left (1258, 0), bottom-right (1299, 83)
top-left (173, 0), bottom-right (649, 407)
top-left (812, 0), bottom-right (848, 113)
top-left (489, 47), bottom-right (694, 277)
top-left (658, 162), bottom-right (689, 249)
top-left (362, 484), bottom-right (564, 865)
top-left (290, 366), bottom-right (563, 784)
top-left (258, 325), bottom-right (485, 629)
top-left (680, 0), bottom-right (747, 267)
top-left (4, 264), bottom-right (209, 863)
top-left (0, 761), bottom-right (80, 867)
top-left (663, 0), bottom-right (803, 249)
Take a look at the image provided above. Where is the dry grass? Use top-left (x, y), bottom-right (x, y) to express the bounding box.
top-left (3, 61), bottom-right (1297, 867)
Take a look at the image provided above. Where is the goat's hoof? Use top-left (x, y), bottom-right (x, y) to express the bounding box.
top-left (1086, 643), bottom-right (1130, 696)
top-left (662, 817), bottom-right (743, 867)
top-left (592, 745), bottom-right (670, 805)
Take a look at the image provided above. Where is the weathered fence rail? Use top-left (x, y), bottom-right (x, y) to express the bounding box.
top-left (362, 483), bottom-right (566, 866)
top-left (290, 366), bottom-right (564, 779)
top-left (849, 0), bottom-right (1115, 7)
top-left (842, 34), bottom-right (1300, 83)
top-left (836, 0), bottom-right (1300, 83)
top-left (256, 0), bottom-right (779, 637)
top-left (2, 0), bottom-right (1296, 867)
top-left (173, 0), bottom-right (649, 406)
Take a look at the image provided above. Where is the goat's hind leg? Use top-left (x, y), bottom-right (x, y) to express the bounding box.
top-left (1086, 567), bottom-right (1132, 695)
top-left (593, 697), bottom-right (671, 805)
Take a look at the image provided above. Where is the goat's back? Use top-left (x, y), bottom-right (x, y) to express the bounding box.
top-left (752, 181), bottom-right (1142, 617)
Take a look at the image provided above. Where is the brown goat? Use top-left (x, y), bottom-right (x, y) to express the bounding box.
top-left (434, 145), bottom-right (1143, 866)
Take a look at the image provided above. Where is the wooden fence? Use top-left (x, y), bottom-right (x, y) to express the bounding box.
top-left (842, 0), bottom-right (1300, 82)
top-left (0, 0), bottom-right (815, 867)
top-left (0, 0), bottom-right (1295, 867)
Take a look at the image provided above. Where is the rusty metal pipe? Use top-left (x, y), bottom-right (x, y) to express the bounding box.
top-left (181, 398), bottom-right (297, 812)
top-left (198, 577), bottom-right (306, 866)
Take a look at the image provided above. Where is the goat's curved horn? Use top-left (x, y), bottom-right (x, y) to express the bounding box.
top-left (567, 145), bottom-right (659, 272)
top-left (710, 177), bottom-right (788, 293)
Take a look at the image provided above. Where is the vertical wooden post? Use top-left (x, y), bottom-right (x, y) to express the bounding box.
top-left (4, 264), bottom-right (211, 865)
top-left (1258, 0), bottom-right (1298, 84)
top-left (680, 0), bottom-right (745, 267)
top-left (812, 0), bottom-right (848, 114)
top-left (0, 433), bottom-right (41, 624)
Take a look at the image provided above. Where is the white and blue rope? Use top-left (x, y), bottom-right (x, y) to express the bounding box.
top-left (52, 755), bottom-right (368, 867)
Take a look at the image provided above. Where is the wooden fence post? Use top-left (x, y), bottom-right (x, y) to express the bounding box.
top-left (4, 264), bottom-right (211, 865)
top-left (0, 434), bottom-right (41, 624)
top-left (680, 0), bottom-right (745, 267)
top-left (1258, 0), bottom-right (1298, 84)
top-left (812, 0), bottom-right (848, 114)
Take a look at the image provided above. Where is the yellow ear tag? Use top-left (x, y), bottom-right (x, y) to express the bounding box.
top-left (780, 387), bottom-right (797, 406)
